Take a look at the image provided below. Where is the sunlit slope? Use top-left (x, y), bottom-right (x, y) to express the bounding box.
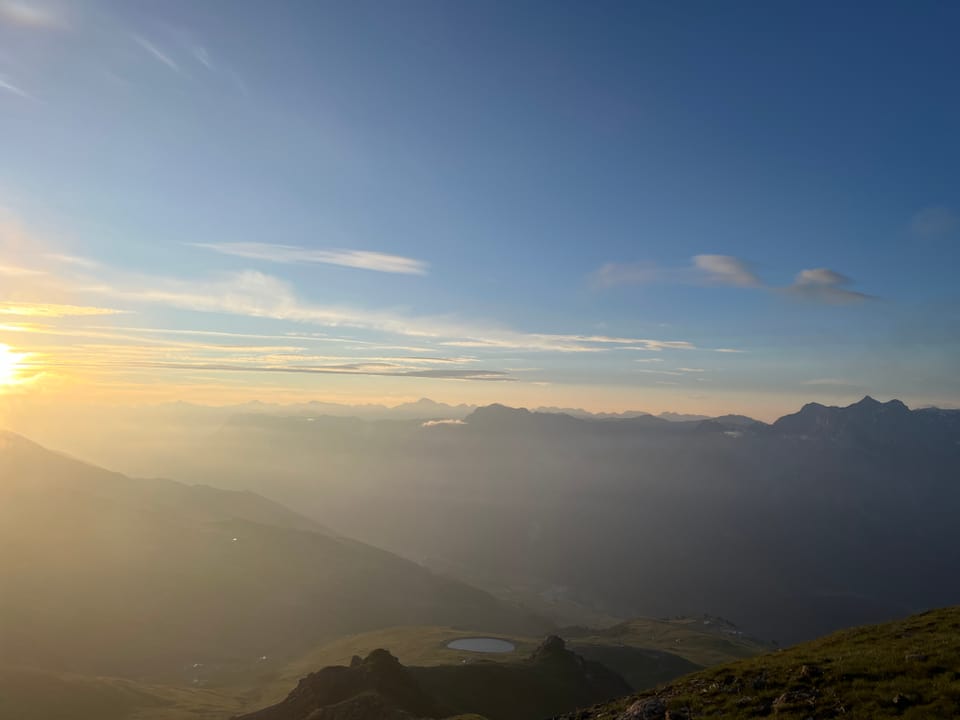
top-left (555, 605), bottom-right (960, 719)
top-left (0, 665), bottom-right (242, 720)
top-left (0, 432), bottom-right (547, 681)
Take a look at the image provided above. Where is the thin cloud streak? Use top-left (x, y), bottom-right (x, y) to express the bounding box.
top-left (82, 268), bottom-right (697, 354)
top-left (193, 242), bottom-right (429, 276)
top-left (0, 302), bottom-right (126, 318)
top-left (42, 358), bottom-right (515, 382)
top-left (0, 76), bottom-right (29, 98)
top-left (132, 35), bottom-right (181, 73)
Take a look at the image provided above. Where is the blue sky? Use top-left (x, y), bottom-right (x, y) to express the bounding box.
top-left (0, 0), bottom-right (958, 418)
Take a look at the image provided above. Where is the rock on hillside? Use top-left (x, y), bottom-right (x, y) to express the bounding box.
top-left (239, 637), bottom-right (631, 720)
top-left (235, 648), bottom-right (440, 720)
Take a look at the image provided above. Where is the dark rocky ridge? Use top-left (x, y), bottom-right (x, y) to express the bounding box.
top-left (238, 637), bottom-right (631, 720)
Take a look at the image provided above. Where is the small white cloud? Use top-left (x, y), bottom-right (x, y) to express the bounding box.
top-left (193, 242), bottom-right (429, 276)
top-left (693, 255), bottom-right (763, 288)
top-left (910, 206), bottom-right (958, 238)
top-left (713, 348), bottom-right (744, 353)
top-left (787, 268), bottom-right (872, 304)
top-left (421, 418), bottom-right (466, 427)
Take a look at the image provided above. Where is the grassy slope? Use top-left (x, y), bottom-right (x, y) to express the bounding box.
top-left (247, 619), bottom-right (766, 709)
top-left (559, 606), bottom-right (960, 719)
top-left (0, 666), bottom-right (242, 720)
top-left (565, 617), bottom-right (768, 667)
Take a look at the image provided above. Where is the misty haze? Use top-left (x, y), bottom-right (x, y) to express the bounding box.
top-left (1, 2), bottom-right (959, 720)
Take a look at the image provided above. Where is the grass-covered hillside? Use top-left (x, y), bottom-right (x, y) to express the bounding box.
top-left (556, 605), bottom-right (960, 719)
top-left (248, 617), bottom-right (767, 708)
top-left (0, 666), bottom-right (242, 720)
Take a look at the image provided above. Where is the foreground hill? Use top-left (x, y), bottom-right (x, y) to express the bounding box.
top-left (555, 605), bottom-right (960, 719)
top-left (238, 636), bottom-right (630, 720)
top-left (0, 432), bottom-right (546, 682)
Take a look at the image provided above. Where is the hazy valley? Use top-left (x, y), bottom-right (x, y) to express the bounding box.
top-left (2, 396), bottom-right (959, 719)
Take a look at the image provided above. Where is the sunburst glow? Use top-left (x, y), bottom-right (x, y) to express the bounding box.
top-left (0, 344), bottom-right (26, 387)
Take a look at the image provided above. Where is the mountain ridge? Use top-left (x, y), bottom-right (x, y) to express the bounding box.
top-left (0, 433), bottom-right (549, 680)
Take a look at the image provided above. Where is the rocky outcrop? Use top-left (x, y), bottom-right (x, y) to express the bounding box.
top-left (235, 649), bottom-right (439, 720)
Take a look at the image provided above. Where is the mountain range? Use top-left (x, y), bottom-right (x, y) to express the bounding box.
top-left (2, 396), bottom-right (959, 719)
top-left (107, 396), bottom-right (960, 644)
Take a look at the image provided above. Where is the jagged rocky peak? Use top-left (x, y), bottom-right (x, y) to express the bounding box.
top-left (850, 395), bottom-right (909, 412)
top-left (534, 634), bottom-right (567, 657)
top-left (236, 648), bottom-right (439, 720)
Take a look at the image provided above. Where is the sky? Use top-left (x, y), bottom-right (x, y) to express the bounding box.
top-left (0, 0), bottom-right (958, 420)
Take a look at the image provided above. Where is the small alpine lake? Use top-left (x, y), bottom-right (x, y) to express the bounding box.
top-left (446, 637), bottom-right (516, 653)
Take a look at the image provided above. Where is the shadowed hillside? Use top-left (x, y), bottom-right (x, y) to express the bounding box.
top-left (554, 605), bottom-right (960, 719)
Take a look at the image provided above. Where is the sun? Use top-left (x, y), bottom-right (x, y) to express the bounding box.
top-left (0, 344), bottom-right (26, 387)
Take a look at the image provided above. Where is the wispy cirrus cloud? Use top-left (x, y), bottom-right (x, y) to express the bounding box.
top-left (132, 34), bottom-right (181, 73)
top-left (45, 253), bottom-right (100, 269)
top-left (0, 76), bottom-right (30, 98)
top-left (442, 334), bottom-right (696, 353)
top-left (0, 302), bottom-right (126, 317)
top-left (0, 264), bottom-right (45, 276)
top-left (79, 267), bottom-right (697, 354)
top-left (50, 358), bottom-right (515, 383)
top-left (193, 242), bottom-right (429, 276)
